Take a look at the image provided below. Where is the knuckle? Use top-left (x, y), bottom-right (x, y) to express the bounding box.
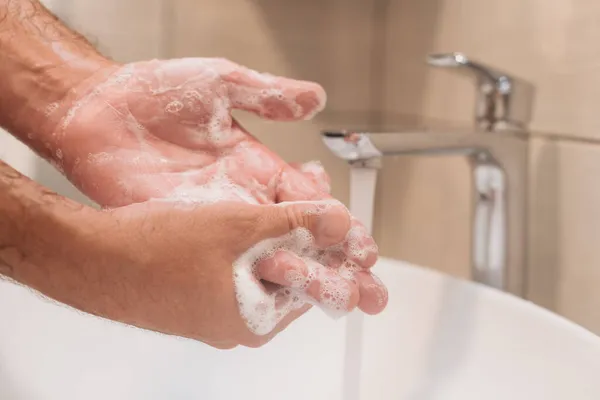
top-left (283, 205), bottom-right (300, 231)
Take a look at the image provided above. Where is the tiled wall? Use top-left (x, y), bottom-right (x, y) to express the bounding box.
top-left (58, 0), bottom-right (600, 333)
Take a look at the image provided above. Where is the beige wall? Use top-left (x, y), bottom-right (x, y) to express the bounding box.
top-left (60, 0), bottom-right (600, 333)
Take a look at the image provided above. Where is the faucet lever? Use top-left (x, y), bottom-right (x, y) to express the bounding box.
top-left (427, 52), bottom-right (534, 132)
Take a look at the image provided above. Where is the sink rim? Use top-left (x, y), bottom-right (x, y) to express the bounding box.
top-left (375, 255), bottom-right (600, 345)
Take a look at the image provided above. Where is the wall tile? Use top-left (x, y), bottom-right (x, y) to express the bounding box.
top-left (529, 137), bottom-right (600, 333)
top-left (374, 155), bottom-right (472, 279)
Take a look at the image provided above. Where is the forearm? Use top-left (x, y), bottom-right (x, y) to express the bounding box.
top-left (0, 160), bottom-right (149, 326)
top-left (0, 159), bottom-right (87, 297)
top-left (0, 0), bottom-right (113, 156)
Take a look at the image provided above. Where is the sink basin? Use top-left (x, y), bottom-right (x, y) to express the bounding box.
top-left (1, 256), bottom-right (600, 400)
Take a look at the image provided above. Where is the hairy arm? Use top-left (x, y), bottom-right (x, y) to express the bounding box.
top-left (0, 160), bottom-right (95, 304)
top-left (0, 0), bottom-right (112, 156)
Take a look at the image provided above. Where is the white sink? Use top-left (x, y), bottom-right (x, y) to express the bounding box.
top-left (1, 256), bottom-right (600, 400)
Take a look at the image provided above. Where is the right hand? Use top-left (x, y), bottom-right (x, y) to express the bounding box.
top-left (57, 199), bottom-right (374, 349)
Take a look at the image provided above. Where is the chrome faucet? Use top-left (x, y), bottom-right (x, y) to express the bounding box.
top-left (322, 53), bottom-right (534, 297)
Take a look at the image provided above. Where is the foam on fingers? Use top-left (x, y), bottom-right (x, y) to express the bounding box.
top-left (302, 259), bottom-right (360, 316)
top-left (344, 219), bottom-right (379, 268)
top-left (256, 251), bottom-right (360, 314)
top-left (222, 64), bottom-right (326, 121)
top-left (256, 250), bottom-right (310, 290)
top-left (233, 200), bottom-right (367, 335)
top-left (355, 270), bottom-right (388, 315)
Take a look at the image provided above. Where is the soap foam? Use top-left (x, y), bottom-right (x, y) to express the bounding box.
top-left (232, 200), bottom-right (361, 336)
top-left (345, 224), bottom-right (378, 262)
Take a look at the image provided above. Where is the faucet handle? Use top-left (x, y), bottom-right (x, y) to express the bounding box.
top-left (427, 52), bottom-right (534, 132)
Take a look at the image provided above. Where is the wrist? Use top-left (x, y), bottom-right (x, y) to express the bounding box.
top-left (11, 55), bottom-right (116, 134)
top-left (0, 38), bottom-right (117, 140)
top-left (0, 0), bottom-right (118, 152)
top-left (0, 162), bottom-right (158, 329)
top-left (0, 160), bottom-right (97, 299)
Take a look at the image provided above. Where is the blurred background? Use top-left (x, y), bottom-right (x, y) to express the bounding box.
top-left (20, 0), bottom-right (600, 335)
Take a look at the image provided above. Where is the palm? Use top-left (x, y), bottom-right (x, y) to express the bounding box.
top-left (56, 58), bottom-right (326, 207)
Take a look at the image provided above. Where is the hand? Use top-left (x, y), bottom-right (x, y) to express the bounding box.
top-left (43, 58), bottom-right (331, 206)
top-left (61, 199), bottom-right (364, 349)
top-left (35, 57), bottom-right (388, 318)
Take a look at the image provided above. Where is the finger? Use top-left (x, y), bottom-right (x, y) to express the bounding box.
top-left (355, 271), bottom-right (388, 315)
top-left (219, 60), bottom-right (327, 121)
top-left (289, 161), bottom-right (331, 194)
top-left (251, 200), bottom-right (351, 248)
top-left (304, 260), bottom-right (360, 314)
top-left (319, 248), bottom-right (346, 269)
top-left (256, 251), bottom-right (360, 313)
top-left (256, 250), bottom-right (310, 290)
top-left (344, 219), bottom-right (379, 269)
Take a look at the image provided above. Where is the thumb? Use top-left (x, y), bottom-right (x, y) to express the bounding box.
top-left (221, 62), bottom-right (327, 121)
top-left (250, 200), bottom-right (351, 248)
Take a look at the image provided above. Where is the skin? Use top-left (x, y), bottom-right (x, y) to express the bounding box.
top-left (0, 0), bottom-right (387, 348)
